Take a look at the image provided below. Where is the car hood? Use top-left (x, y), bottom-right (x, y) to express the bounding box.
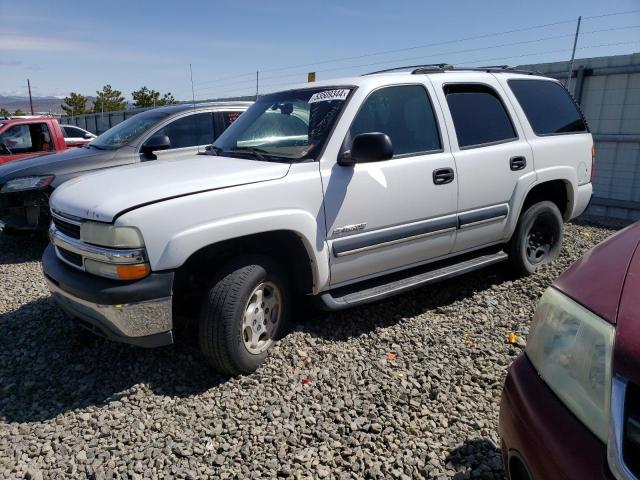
top-left (0, 146), bottom-right (117, 184)
top-left (554, 222), bottom-right (640, 324)
top-left (613, 233), bottom-right (640, 381)
top-left (51, 155), bottom-right (291, 223)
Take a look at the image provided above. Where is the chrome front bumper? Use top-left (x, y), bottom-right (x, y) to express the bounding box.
top-left (46, 277), bottom-right (173, 347)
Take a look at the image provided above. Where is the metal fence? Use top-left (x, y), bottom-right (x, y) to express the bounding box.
top-left (61, 96), bottom-right (255, 136)
top-left (62, 107), bottom-right (152, 135)
top-left (520, 53), bottom-right (640, 221)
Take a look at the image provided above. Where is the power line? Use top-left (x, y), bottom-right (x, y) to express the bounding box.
top-left (190, 18), bottom-right (578, 90)
top-left (188, 8), bottom-right (640, 91)
top-left (201, 39), bottom-right (640, 99)
top-left (192, 24), bottom-right (640, 96)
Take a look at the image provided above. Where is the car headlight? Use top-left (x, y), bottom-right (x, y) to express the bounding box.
top-left (526, 287), bottom-right (615, 442)
top-left (1, 175), bottom-right (54, 193)
top-left (80, 221), bottom-right (145, 248)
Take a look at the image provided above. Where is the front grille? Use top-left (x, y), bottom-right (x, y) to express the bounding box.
top-left (623, 382), bottom-right (640, 476)
top-left (52, 216), bottom-right (80, 239)
top-left (57, 247), bottom-right (83, 267)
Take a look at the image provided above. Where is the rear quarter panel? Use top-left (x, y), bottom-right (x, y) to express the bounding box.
top-left (496, 75), bottom-right (594, 220)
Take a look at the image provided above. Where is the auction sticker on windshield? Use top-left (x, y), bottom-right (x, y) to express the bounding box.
top-left (308, 89), bottom-right (350, 103)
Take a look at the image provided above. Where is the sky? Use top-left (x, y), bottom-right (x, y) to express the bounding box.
top-left (1, 0), bottom-right (639, 103)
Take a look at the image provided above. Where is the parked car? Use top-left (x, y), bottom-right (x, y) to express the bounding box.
top-left (499, 222), bottom-right (639, 480)
top-left (0, 117), bottom-right (68, 165)
top-left (60, 124), bottom-right (96, 147)
top-left (0, 102), bottom-right (250, 232)
top-left (42, 66), bottom-right (594, 375)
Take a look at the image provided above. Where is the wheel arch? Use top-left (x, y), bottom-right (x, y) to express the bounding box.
top-left (505, 175), bottom-right (574, 243)
top-left (521, 179), bottom-right (572, 221)
top-left (171, 230), bottom-right (318, 321)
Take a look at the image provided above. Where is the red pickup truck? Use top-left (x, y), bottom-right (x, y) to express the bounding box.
top-left (0, 117), bottom-right (68, 165)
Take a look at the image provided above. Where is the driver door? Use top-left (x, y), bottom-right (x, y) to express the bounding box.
top-left (321, 83), bottom-right (458, 286)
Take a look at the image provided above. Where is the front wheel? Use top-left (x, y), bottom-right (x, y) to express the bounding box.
top-left (198, 256), bottom-right (290, 375)
top-left (506, 201), bottom-right (563, 276)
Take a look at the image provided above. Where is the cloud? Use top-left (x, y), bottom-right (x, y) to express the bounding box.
top-left (0, 60), bottom-right (21, 66)
top-left (0, 34), bottom-right (92, 52)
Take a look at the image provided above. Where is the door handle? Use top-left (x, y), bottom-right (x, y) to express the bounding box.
top-left (510, 156), bottom-right (527, 171)
top-left (433, 167), bottom-right (455, 185)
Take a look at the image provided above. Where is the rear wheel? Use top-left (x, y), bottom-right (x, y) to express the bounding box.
top-left (507, 201), bottom-right (563, 276)
top-left (198, 256), bottom-right (289, 375)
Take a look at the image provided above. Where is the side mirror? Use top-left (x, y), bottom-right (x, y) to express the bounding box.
top-left (141, 135), bottom-right (171, 156)
top-left (338, 132), bottom-right (393, 166)
top-left (84, 133), bottom-right (95, 139)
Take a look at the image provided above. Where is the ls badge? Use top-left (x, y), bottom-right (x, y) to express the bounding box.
top-left (333, 223), bottom-right (366, 236)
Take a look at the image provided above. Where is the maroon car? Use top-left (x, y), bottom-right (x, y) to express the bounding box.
top-left (500, 222), bottom-right (640, 480)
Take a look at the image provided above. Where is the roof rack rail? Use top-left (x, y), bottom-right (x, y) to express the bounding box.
top-left (363, 64), bottom-right (452, 75)
top-left (452, 65), bottom-right (541, 75)
top-left (363, 64), bottom-right (541, 76)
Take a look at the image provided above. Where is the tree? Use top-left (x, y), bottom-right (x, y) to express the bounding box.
top-left (131, 86), bottom-right (176, 108)
top-left (93, 84), bottom-right (126, 113)
top-left (13, 109), bottom-right (25, 116)
top-left (61, 92), bottom-right (89, 116)
top-left (0, 108), bottom-right (10, 117)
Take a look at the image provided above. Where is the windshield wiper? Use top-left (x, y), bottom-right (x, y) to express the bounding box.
top-left (207, 145), bottom-right (224, 156)
top-left (231, 146), bottom-right (269, 161)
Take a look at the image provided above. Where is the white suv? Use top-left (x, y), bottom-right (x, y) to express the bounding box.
top-left (43, 65), bottom-right (593, 375)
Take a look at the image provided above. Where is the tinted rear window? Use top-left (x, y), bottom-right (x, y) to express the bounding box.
top-left (508, 79), bottom-right (587, 135)
top-left (444, 84), bottom-right (517, 148)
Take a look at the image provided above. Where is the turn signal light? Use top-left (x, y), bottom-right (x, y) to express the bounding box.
top-left (116, 263), bottom-right (151, 281)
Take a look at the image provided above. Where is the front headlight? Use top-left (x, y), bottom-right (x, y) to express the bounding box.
top-left (1, 175), bottom-right (54, 193)
top-left (526, 287), bottom-right (615, 442)
top-left (80, 221), bottom-right (145, 248)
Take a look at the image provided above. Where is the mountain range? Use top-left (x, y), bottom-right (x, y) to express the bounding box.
top-left (0, 95), bottom-right (97, 114)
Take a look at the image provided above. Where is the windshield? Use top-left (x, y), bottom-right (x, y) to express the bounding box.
top-left (90, 110), bottom-right (173, 150)
top-left (213, 87), bottom-right (352, 161)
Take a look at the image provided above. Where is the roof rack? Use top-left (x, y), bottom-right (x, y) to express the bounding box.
top-left (463, 65), bottom-right (542, 75)
top-left (363, 64), bottom-right (541, 76)
top-left (363, 64), bottom-right (453, 75)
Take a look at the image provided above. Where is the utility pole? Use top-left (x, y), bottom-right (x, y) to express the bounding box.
top-left (256, 71), bottom-right (259, 98)
top-left (566, 16), bottom-right (582, 92)
top-left (27, 79), bottom-right (34, 115)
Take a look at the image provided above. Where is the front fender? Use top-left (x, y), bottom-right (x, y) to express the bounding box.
top-left (159, 209), bottom-right (330, 292)
top-left (119, 199), bottom-right (330, 294)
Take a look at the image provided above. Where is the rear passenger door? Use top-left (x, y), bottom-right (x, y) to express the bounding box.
top-left (430, 76), bottom-right (535, 253)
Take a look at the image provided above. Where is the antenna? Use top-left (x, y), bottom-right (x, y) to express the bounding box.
top-left (189, 64), bottom-right (196, 111)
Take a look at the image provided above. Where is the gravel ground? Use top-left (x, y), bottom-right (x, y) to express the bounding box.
top-left (0, 222), bottom-right (619, 479)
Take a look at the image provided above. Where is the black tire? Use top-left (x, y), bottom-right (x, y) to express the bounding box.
top-left (506, 201), bottom-right (563, 276)
top-left (198, 256), bottom-right (290, 376)
top-left (1, 226), bottom-right (23, 236)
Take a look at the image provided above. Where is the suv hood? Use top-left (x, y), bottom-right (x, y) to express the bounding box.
top-left (0, 146), bottom-right (117, 184)
top-left (51, 155), bottom-right (291, 222)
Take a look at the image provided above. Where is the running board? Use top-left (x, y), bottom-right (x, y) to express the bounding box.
top-left (319, 250), bottom-right (508, 311)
